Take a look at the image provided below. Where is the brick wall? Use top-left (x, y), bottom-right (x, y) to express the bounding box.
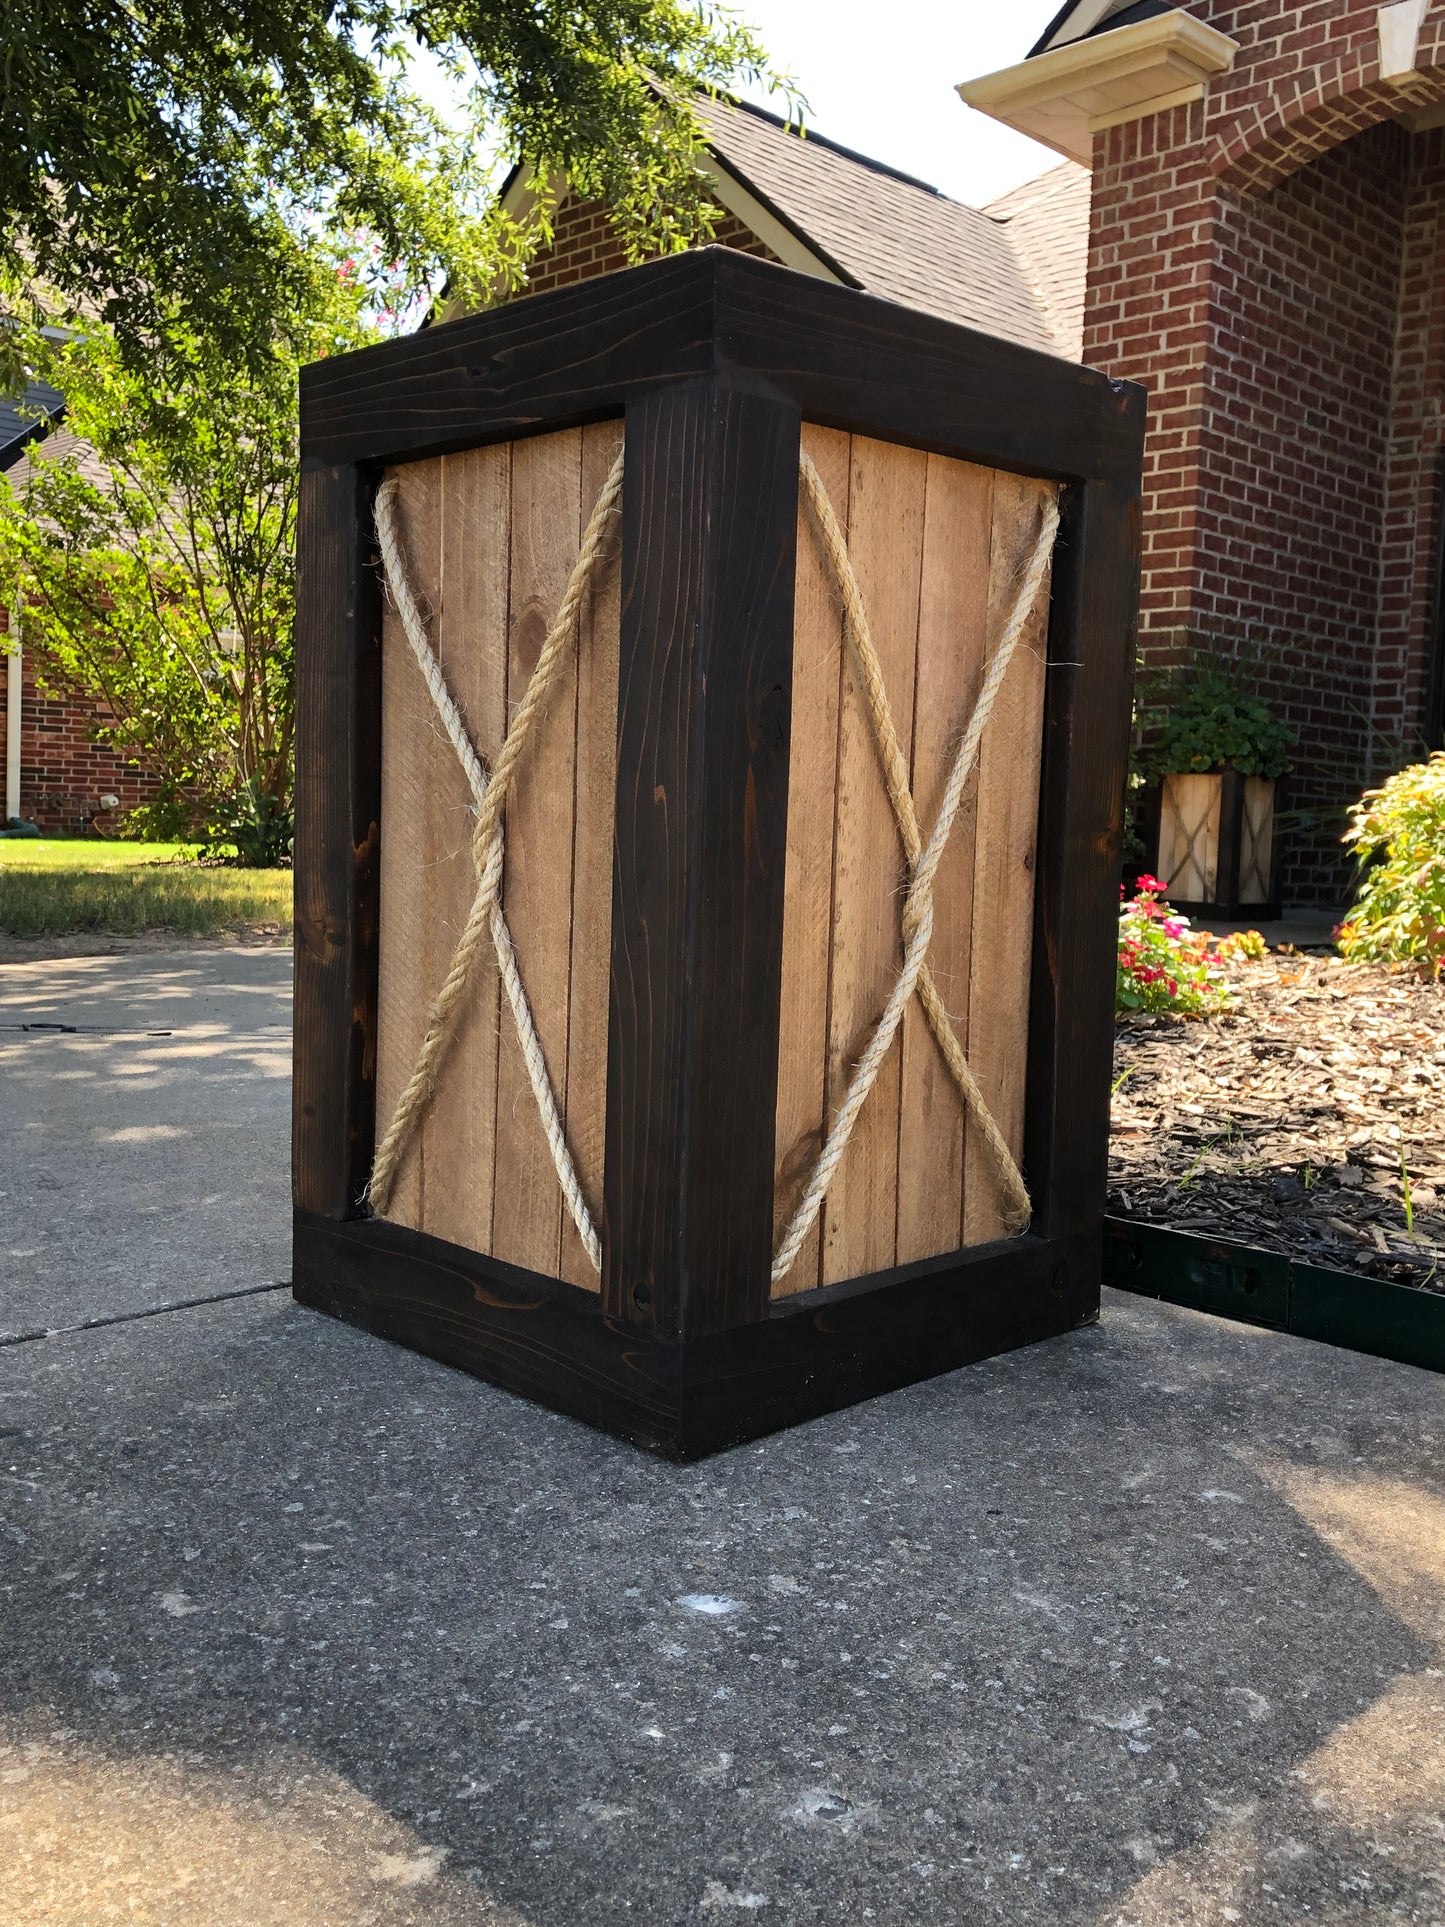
top-left (1083, 0), bottom-right (1445, 904)
top-left (510, 193), bottom-right (777, 299)
top-left (1, 615), bottom-right (156, 833)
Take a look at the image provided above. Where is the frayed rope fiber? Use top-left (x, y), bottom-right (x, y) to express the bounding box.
top-left (368, 447), bottom-right (1059, 1285)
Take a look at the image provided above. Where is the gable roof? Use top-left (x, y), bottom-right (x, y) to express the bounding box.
top-left (2, 424), bottom-right (114, 497)
top-left (1, 324), bottom-right (73, 470)
top-left (690, 94), bottom-right (1062, 356)
top-left (0, 374), bottom-right (64, 472)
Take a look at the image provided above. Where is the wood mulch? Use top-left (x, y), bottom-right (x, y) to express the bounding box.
top-left (1109, 953), bottom-right (1445, 1292)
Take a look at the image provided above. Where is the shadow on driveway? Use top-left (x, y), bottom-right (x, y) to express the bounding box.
top-left (2, 1281), bottom-right (1443, 1924)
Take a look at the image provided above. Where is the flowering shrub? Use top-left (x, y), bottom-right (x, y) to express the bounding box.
top-left (1338, 753), bottom-right (1445, 980)
top-left (1216, 928), bottom-right (1269, 963)
top-left (1118, 877), bottom-right (1232, 1017)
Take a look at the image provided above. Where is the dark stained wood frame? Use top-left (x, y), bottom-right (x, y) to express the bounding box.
top-left (293, 248), bottom-right (1146, 1459)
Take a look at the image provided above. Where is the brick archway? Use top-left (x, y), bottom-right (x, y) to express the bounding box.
top-left (1216, 69), bottom-right (1445, 196)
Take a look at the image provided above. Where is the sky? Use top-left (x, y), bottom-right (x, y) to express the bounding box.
top-left (726, 0), bottom-right (1068, 206)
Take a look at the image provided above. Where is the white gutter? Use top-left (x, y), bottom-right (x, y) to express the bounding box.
top-left (5, 604), bottom-right (19, 823)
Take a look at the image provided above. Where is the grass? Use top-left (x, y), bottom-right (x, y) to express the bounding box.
top-left (0, 838), bottom-right (292, 938)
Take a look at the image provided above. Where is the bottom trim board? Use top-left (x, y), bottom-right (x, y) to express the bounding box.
top-left (293, 1213), bottom-right (1102, 1457)
top-left (1103, 1215), bottom-right (1445, 1376)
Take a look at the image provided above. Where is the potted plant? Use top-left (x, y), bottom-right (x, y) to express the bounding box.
top-left (1137, 647), bottom-right (1294, 919)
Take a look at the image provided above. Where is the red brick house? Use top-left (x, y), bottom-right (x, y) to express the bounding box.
top-left (2, 412), bottom-right (157, 833)
top-left (963, 0), bottom-right (1445, 899)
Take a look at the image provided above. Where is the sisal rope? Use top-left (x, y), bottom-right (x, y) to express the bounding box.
top-left (769, 455), bottom-right (1059, 1284)
top-left (366, 448), bottom-right (626, 1268)
top-left (365, 443), bottom-right (1058, 1292)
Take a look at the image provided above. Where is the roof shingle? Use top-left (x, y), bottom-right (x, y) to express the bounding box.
top-left (985, 162), bottom-right (1092, 359)
top-left (692, 94), bottom-right (1064, 356)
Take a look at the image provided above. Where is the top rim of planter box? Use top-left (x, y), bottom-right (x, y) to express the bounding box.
top-left (299, 247), bottom-right (1146, 484)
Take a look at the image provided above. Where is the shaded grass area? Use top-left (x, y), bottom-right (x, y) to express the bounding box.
top-left (0, 840), bottom-right (292, 937)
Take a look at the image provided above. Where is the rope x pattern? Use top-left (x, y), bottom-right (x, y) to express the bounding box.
top-left (771, 455), bottom-right (1058, 1281)
top-left (367, 447), bottom-right (1060, 1289)
top-left (366, 449), bottom-right (624, 1264)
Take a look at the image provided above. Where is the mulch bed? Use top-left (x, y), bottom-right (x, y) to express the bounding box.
top-left (1109, 953), bottom-right (1445, 1293)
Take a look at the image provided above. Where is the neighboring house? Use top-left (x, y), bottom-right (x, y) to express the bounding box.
top-left (2, 411), bottom-right (157, 832)
top-left (494, 93), bottom-right (1090, 359)
top-left (963, 0), bottom-right (1445, 900)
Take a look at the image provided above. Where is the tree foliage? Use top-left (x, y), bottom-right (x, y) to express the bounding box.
top-left (0, 0), bottom-right (790, 384)
top-left (0, 302), bottom-right (360, 859)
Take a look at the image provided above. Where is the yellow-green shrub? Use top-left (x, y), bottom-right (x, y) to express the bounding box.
top-left (1338, 752), bottom-right (1445, 980)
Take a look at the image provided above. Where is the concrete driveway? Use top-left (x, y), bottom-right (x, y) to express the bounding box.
top-left (2, 947), bottom-right (1443, 1926)
top-left (0, 947), bottom-right (291, 1337)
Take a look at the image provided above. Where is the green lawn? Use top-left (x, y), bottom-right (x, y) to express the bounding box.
top-left (0, 838), bottom-right (292, 938)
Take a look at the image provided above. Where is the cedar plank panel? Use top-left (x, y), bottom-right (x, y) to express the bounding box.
top-left (894, 455), bottom-right (995, 1265)
top-left (422, 445), bottom-right (511, 1256)
top-left (491, 428), bottom-right (584, 1277)
top-left (963, 472), bottom-right (1053, 1245)
top-left (821, 436), bottom-right (926, 1286)
top-left (771, 425), bottom-right (850, 1298)
top-left (560, 422), bottom-right (624, 1289)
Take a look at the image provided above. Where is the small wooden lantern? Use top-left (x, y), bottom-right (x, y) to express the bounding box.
top-left (1148, 769), bottom-right (1282, 921)
top-left (292, 250), bottom-right (1144, 1457)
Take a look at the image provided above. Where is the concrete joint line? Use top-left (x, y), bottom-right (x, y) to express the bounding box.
top-left (0, 1281), bottom-right (290, 1349)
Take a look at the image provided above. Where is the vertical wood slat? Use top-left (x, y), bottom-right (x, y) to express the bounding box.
top-left (963, 472), bottom-right (1053, 1246)
top-left (422, 446), bottom-right (511, 1256)
top-left (771, 426), bottom-right (849, 1298)
top-left (822, 438), bottom-right (928, 1287)
top-left (560, 422), bottom-right (625, 1287)
top-left (491, 431), bottom-right (585, 1278)
top-left (604, 381), bottom-right (800, 1336)
top-left (293, 461), bottom-right (382, 1220)
top-left (375, 461), bottom-right (436, 1232)
top-left (1240, 777), bottom-right (1275, 903)
top-left (895, 454), bottom-right (995, 1267)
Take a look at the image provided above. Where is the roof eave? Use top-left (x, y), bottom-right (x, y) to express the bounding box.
top-left (695, 149), bottom-right (854, 287)
top-left (958, 9), bottom-right (1238, 165)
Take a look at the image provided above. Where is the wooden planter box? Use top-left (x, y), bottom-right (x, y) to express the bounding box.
top-left (1147, 768), bottom-right (1282, 920)
top-left (292, 249), bottom-right (1145, 1457)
